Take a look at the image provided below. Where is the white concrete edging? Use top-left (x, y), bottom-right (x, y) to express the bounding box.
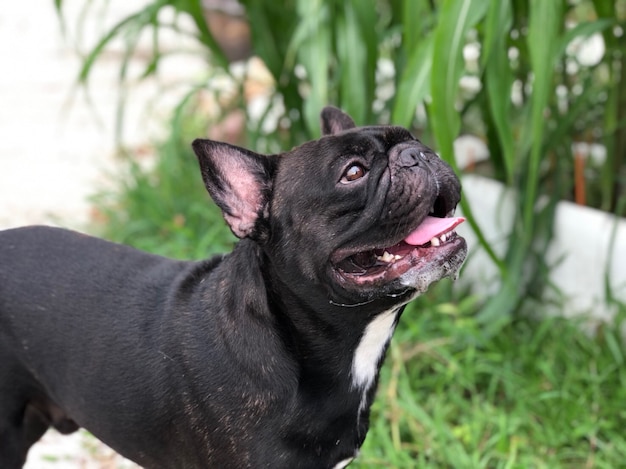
top-left (457, 174), bottom-right (626, 320)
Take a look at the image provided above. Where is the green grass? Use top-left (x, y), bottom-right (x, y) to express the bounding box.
top-left (356, 288), bottom-right (626, 468)
top-left (93, 140), bottom-right (626, 469)
top-left (91, 137), bottom-right (235, 259)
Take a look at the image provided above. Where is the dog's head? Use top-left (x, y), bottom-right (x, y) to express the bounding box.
top-left (192, 107), bottom-right (467, 310)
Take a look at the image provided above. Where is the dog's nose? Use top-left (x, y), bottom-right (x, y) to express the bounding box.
top-left (398, 147), bottom-right (428, 168)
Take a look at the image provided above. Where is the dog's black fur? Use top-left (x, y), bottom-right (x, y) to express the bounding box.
top-left (0, 107), bottom-right (466, 468)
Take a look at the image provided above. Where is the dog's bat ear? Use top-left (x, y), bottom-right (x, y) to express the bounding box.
top-left (192, 139), bottom-right (274, 239)
top-left (320, 106), bottom-right (356, 136)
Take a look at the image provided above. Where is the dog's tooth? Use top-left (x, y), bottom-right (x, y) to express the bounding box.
top-left (394, 254), bottom-right (402, 260)
top-left (440, 233), bottom-right (448, 242)
top-left (378, 251), bottom-right (395, 263)
top-left (430, 237), bottom-right (441, 247)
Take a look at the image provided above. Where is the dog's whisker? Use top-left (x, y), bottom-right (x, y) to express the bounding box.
top-left (329, 298), bottom-right (377, 308)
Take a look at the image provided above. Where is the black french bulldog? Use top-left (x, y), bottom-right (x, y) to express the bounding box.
top-left (0, 107), bottom-right (466, 469)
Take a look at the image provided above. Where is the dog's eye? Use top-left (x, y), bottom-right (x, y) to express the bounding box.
top-left (341, 164), bottom-right (367, 183)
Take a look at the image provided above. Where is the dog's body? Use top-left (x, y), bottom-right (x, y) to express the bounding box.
top-left (0, 107), bottom-right (466, 468)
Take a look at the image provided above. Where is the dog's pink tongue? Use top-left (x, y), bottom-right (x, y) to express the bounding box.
top-left (404, 216), bottom-right (465, 246)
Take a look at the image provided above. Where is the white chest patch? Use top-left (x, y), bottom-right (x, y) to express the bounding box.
top-left (332, 456), bottom-right (355, 469)
top-left (351, 308), bottom-right (399, 392)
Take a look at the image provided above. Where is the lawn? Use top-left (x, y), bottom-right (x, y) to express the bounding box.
top-left (357, 292), bottom-right (626, 468)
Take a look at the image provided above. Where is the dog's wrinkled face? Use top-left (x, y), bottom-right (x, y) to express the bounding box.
top-left (193, 107), bottom-right (467, 308)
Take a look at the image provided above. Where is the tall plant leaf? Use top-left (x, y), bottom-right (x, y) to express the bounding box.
top-left (523, 0), bottom-right (562, 234)
top-left (391, 37), bottom-right (433, 128)
top-left (429, 0), bottom-right (499, 271)
top-left (429, 0), bottom-right (489, 165)
top-left (477, 0), bottom-right (564, 331)
top-left (482, 0), bottom-right (514, 185)
top-left (337, 2), bottom-right (368, 125)
top-left (242, 2), bottom-right (296, 80)
top-left (338, 0), bottom-right (378, 125)
top-left (390, 0), bottom-right (433, 127)
top-left (176, 0), bottom-right (229, 69)
top-left (290, 0), bottom-right (332, 137)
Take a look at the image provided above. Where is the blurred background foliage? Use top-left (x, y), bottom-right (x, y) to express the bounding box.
top-left (56, 0), bottom-right (626, 328)
top-left (54, 0), bottom-right (626, 466)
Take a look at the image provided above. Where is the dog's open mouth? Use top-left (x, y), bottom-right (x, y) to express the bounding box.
top-left (333, 214), bottom-right (466, 286)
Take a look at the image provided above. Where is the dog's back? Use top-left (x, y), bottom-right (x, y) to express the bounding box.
top-left (0, 226), bottom-right (304, 469)
top-left (0, 226), bottom-right (194, 467)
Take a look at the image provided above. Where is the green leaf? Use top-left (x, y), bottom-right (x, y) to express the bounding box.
top-left (483, 1), bottom-right (515, 184)
top-left (337, 0), bottom-right (378, 125)
top-left (391, 0), bottom-right (434, 126)
top-left (556, 18), bottom-right (615, 61)
top-left (523, 0), bottom-right (563, 234)
top-left (176, 0), bottom-right (229, 69)
top-left (290, 0), bottom-right (332, 136)
top-left (481, 0), bottom-right (511, 68)
top-left (391, 36), bottom-right (433, 127)
top-left (429, 0), bottom-right (500, 271)
top-left (401, 0), bottom-right (430, 51)
top-left (337, 4), bottom-right (366, 124)
top-left (430, 0), bottom-right (489, 164)
top-left (53, 0), bottom-right (66, 34)
top-left (592, 0), bottom-right (616, 19)
top-left (241, 1), bottom-right (298, 90)
top-left (78, 12), bottom-right (144, 84)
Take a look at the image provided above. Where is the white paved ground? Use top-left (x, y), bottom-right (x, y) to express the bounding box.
top-left (0, 0), bottom-right (205, 231)
top-left (1, 1), bottom-right (205, 467)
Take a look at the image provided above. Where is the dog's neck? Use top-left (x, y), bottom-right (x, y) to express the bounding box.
top-left (209, 240), bottom-right (401, 441)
